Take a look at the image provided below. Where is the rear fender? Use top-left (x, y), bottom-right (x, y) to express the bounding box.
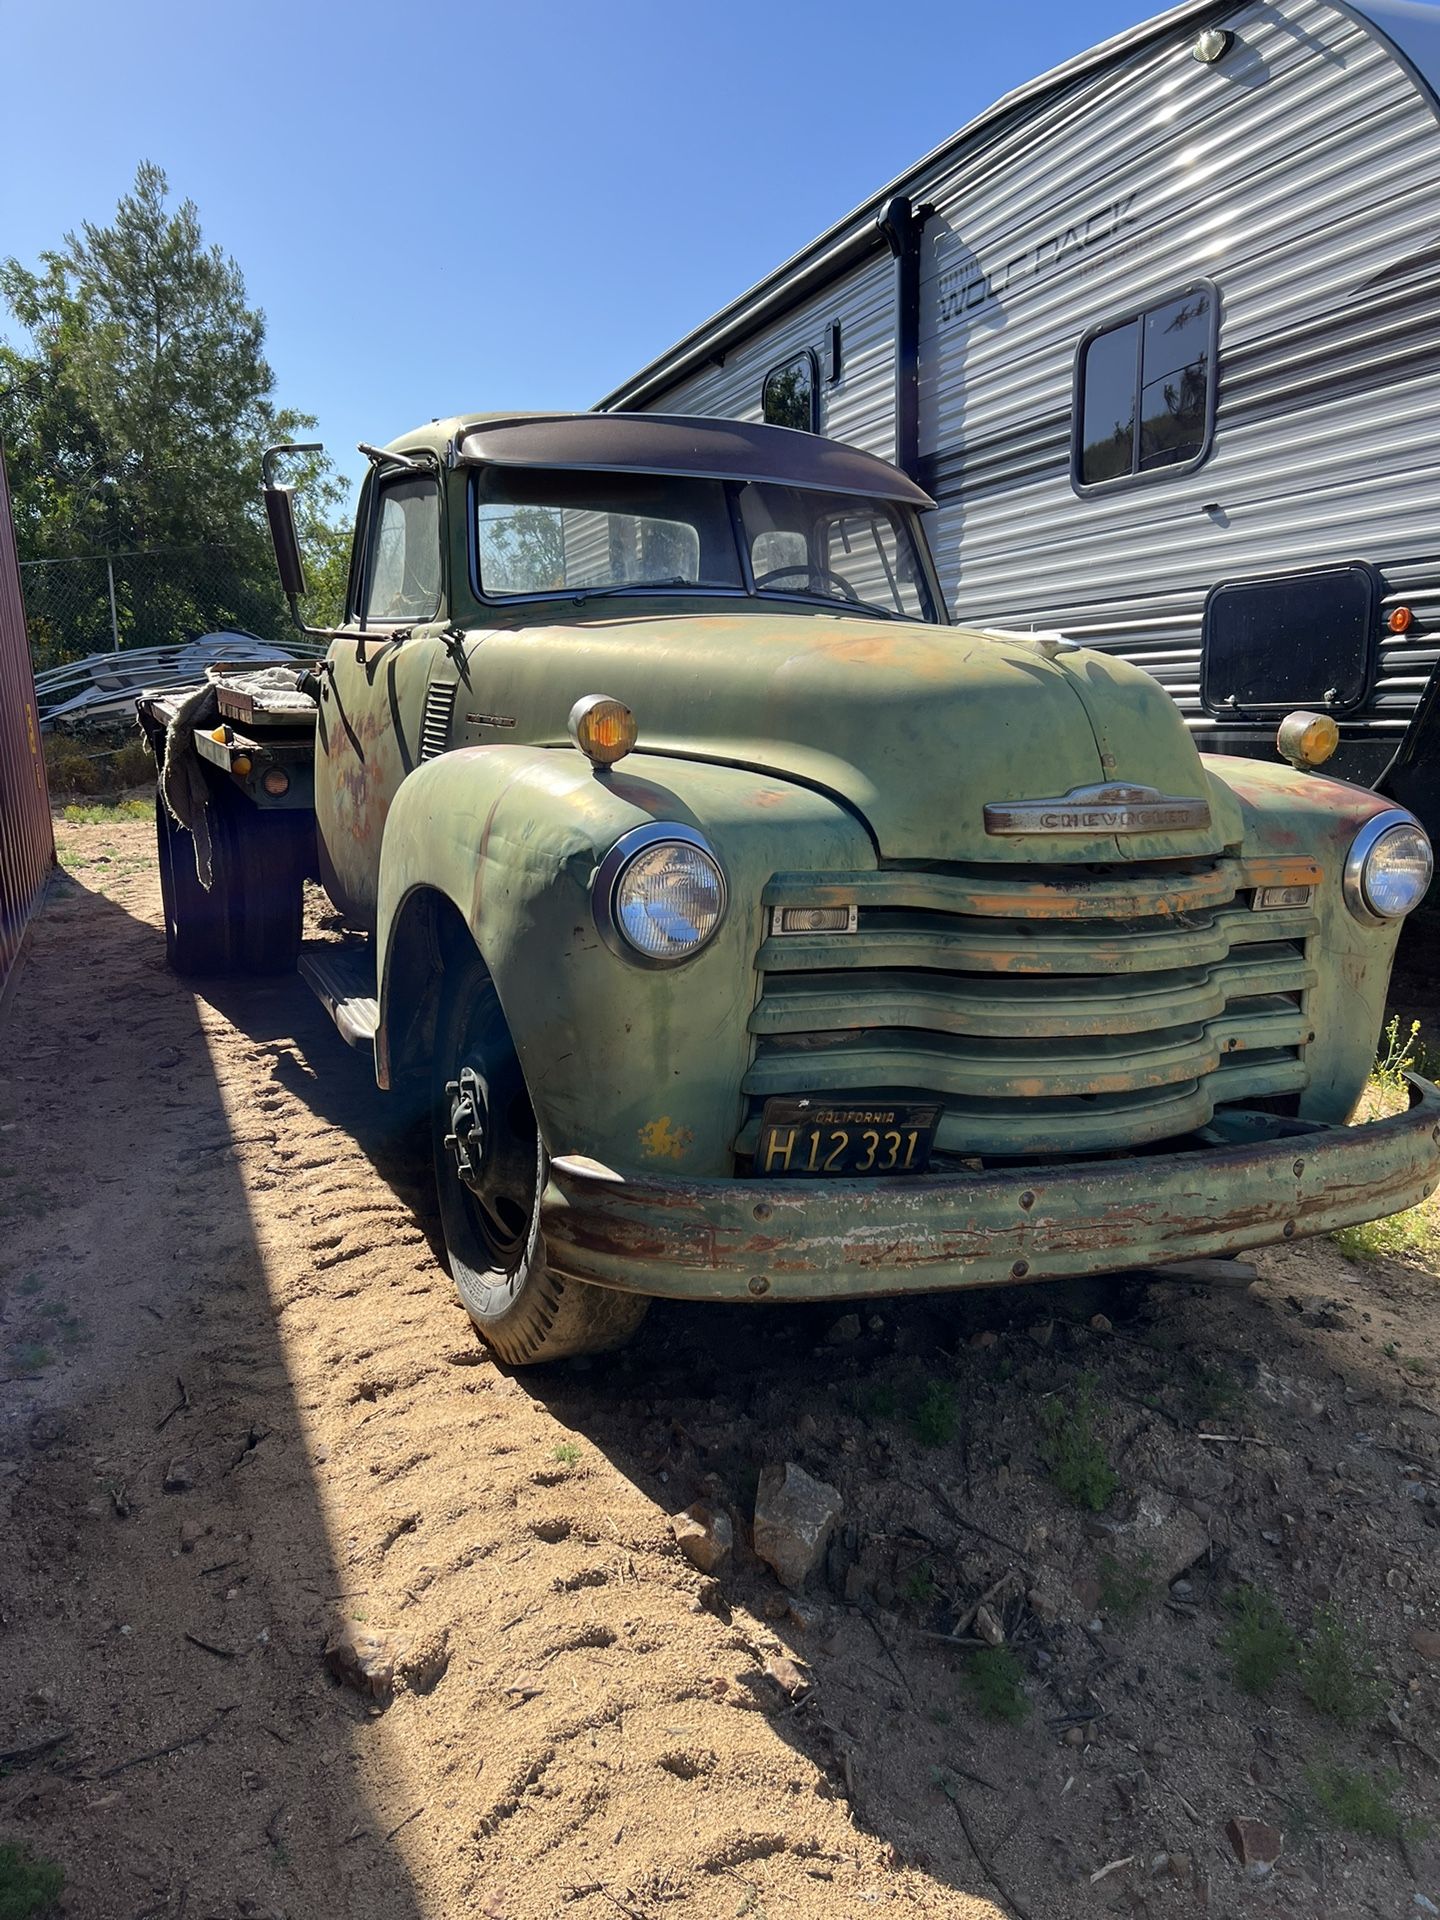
top-left (375, 745), bottom-right (872, 1174)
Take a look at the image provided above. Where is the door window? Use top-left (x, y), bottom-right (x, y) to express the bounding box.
top-left (363, 476), bottom-right (442, 622)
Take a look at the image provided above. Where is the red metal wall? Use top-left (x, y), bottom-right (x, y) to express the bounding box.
top-left (0, 449), bottom-right (53, 1001)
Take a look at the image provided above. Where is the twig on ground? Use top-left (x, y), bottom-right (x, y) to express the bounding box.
top-left (95, 1706), bottom-right (235, 1779)
top-left (183, 1631), bottom-right (234, 1660)
top-left (382, 1804), bottom-right (425, 1844)
top-left (0, 1729), bottom-right (72, 1766)
top-left (1090, 1856), bottom-right (1134, 1885)
top-left (939, 1781), bottom-right (1038, 1920)
top-left (156, 1376), bottom-right (191, 1430)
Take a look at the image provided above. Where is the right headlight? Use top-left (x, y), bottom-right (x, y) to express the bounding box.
top-left (593, 823), bottom-right (727, 966)
top-left (1344, 809), bottom-right (1433, 924)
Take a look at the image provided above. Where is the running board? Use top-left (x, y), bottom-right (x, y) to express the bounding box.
top-left (298, 948), bottom-right (379, 1051)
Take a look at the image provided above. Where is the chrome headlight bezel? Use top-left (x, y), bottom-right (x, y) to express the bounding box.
top-left (593, 822), bottom-right (728, 968)
top-left (1343, 808), bottom-right (1434, 925)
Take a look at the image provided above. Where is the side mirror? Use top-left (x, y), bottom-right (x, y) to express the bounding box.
top-left (262, 443), bottom-right (323, 619)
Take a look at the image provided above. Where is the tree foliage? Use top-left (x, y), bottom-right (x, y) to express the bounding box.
top-left (0, 162), bottom-right (347, 660)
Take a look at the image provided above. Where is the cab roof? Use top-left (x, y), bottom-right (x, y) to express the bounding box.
top-left (387, 410), bottom-right (935, 508)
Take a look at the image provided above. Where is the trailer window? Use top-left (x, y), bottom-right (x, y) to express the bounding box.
top-left (363, 476), bottom-right (442, 622)
top-left (762, 352), bottom-right (819, 433)
top-left (1075, 287), bottom-right (1215, 489)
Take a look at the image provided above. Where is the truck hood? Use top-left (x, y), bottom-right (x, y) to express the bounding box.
top-left (465, 610), bottom-right (1243, 863)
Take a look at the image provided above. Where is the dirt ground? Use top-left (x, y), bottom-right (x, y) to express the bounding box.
top-left (2, 813), bottom-right (1439, 1920)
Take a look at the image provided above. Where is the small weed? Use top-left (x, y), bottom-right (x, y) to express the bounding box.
top-left (1372, 1014), bottom-right (1421, 1100)
top-left (963, 1648), bottom-right (1029, 1725)
top-left (903, 1562), bottom-right (939, 1607)
top-left (551, 1440), bottom-right (581, 1468)
top-left (1307, 1765), bottom-right (1404, 1839)
top-left (911, 1379), bottom-right (958, 1448)
top-left (61, 798), bottom-right (151, 825)
top-left (1189, 1362), bottom-right (1241, 1422)
top-left (10, 1344), bottom-right (54, 1375)
top-left (1300, 1606), bottom-right (1381, 1724)
top-left (1221, 1586), bottom-right (1296, 1697)
top-left (926, 1704), bottom-right (952, 1726)
top-left (17, 1273), bottom-right (45, 1297)
top-left (857, 1382), bottom-right (901, 1422)
top-left (1039, 1372), bottom-right (1118, 1511)
top-left (1097, 1551), bottom-right (1153, 1620)
top-left (1334, 1206), bottom-right (1438, 1266)
top-left (0, 1841), bottom-right (64, 1918)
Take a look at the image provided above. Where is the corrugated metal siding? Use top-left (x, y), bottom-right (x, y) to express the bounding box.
top-left (0, 451), bottom-right (54, 1002)
top-left (919, 0), bottom-right (1440, 751)
top-left (651, 252), bottom-right (899, 464)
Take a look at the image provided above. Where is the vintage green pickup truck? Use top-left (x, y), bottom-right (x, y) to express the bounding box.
top-left (141, 413), bottom-right (1440, 1364)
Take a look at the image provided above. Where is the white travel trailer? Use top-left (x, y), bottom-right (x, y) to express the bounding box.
top-left (598, 0), bottom-right (1440, 831)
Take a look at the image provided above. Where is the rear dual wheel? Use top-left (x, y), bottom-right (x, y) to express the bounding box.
top-left (431, 947), bottom-right (647, 1365)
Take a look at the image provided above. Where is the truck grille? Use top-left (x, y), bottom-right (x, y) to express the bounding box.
top-left (739, 858), bottom-right (1317, 1161)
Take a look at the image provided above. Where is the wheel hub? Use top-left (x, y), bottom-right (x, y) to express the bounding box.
top-left (444, 1067), bottom-right (489, 1195)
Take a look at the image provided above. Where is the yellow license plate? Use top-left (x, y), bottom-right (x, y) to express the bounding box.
top-left (755, 1099), bottom-right (941, 1177)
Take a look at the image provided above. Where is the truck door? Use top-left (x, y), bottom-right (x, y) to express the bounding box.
top-left (315, 467), bottom-right (448, 927)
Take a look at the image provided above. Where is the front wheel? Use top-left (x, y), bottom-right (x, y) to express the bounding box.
top-left (431, 948), bottom-right (648, 1366)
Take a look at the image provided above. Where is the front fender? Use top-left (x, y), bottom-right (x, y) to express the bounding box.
top-left (376, 745), bottom-right (873, 1175)
top-left (1203, 753), bottom-right (1409, 1121)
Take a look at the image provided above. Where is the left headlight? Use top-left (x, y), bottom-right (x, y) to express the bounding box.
top-left (594, 824), bottom-right (727, 965)
top-left (1344, 809), bottom-right (1434, 924)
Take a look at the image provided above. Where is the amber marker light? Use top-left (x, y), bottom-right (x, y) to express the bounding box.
top-left (569, 693), bottom-right (638, 768)
top-left (231, 754), bottom-right (253, 778)
top-left (1276, 709), bottom-right (1340, 771)
top-left (1390, 606), bottom-right (1414, 634)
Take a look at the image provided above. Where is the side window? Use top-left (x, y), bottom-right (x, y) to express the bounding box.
top-left (762, 351), bottom-right (819, 433)
top-left (1074, 286), bottom-right (1216, 489)
top-left (363, 476), bottom-right (442, 622)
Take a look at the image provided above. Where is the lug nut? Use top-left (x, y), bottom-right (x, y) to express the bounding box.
top-left (1018, 1190), bottom-right (1036, 1211)
top-left (1282, 1220), bottom-right (1296, 1238)
top-left (1011, 1258), bottom-right (1030, 1279)
top-left (748, 1275), bottom-right (770, 1297)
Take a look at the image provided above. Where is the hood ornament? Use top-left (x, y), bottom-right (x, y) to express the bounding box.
top-left (984, 782), bottom-right (1211, 835)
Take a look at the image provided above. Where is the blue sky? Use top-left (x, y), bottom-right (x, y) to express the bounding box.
top-left (2, 0), bottom-right (1154, 506)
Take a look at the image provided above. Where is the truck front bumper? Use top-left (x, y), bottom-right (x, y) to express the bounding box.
top-left (542, 1075), bottom-right (1440, 1301)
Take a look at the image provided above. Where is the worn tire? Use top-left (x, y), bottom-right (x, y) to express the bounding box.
top-left (155, 786), bottom-right (305, 978)
top-left (209, 794), bottom-right (305, 976)
top-left (155, 792), bottom-right (231, 976)
top-left (432, 947), bottom-right (647, 1366)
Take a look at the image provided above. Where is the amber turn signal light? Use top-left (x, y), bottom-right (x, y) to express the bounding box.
top-left (569, 694), bottom-right (637, 767)
top-left (1389, 606), bottom-right (1414, 634)
top-left (1277, 709), bottom-right (1339, 771)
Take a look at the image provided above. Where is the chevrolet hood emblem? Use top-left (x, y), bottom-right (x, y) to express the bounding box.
top-left (984, 782), bottom-right (1212, 836)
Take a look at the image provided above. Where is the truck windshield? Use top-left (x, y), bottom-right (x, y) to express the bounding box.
top-left (473, 467), bottom-right (939, 622)
top-left (475, 469), bottom-right (742, 597)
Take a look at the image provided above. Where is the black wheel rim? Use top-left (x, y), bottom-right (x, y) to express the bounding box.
top-left (440, 995), bottom-right (538, 1270)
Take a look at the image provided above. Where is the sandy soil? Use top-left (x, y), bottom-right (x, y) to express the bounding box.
top-left (1, 814), bottom-right (1438, 1920)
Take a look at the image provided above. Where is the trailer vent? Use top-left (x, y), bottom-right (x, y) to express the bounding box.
top-left (419, 681), bottom-right (457, 761)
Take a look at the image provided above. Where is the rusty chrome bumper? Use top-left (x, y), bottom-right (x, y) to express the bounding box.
top-left (542, 1075), bottom-right (1440, 1301)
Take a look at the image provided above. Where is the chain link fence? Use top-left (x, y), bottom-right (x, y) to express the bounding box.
top-left (19, 545), bottom-right (290, 673)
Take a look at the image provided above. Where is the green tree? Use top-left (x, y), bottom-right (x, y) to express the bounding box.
top-left (0, 161), bottom-right (345, 664)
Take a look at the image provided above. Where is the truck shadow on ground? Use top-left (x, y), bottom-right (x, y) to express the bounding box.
top-left (205, 941), bottom-right (1440, 1916)
top-left (0, 870), bottom-right (430, 1920)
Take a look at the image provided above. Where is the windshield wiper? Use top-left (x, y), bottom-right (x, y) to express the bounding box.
top-left (569, 577), bottom-right (716, 606)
